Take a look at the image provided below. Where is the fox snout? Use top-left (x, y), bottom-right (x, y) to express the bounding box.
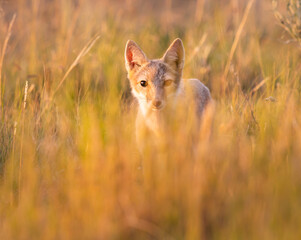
top-left (151, 88), bottom-right (165, 110)
top-left (152, 99), bottom-right (163, 110)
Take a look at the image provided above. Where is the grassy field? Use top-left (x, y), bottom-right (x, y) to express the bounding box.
top-left (0, 0), bottom-right (301, 239)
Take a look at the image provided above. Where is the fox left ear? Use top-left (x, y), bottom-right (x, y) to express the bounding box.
top-left (125, 40), bottom-right (148, 72)
top-left (162, 38), bottom-right (185, 73)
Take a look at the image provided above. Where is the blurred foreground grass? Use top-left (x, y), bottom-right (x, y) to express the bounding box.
top-left (0, 0), bottom-right (301, 239)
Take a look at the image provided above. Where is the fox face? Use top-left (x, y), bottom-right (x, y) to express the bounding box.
top-left (125, 38), bottom-right (185, 116)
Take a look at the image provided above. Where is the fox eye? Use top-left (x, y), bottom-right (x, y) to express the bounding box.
top-left (164, 80), bottom-right (173, 87)
top-left (140, 80), bottom-right (148, 87)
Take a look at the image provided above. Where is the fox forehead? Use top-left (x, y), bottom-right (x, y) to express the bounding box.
top-left (130, 60), bottom-right (176, 84)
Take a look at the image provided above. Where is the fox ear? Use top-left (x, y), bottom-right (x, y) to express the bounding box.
top-left (162, 38), bottom-right (185, 73)
top-left (125, 40), bottom-right (147, 72)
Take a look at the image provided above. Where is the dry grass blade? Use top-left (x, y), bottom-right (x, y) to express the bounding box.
top-left (223, 0), bottom-right (255, 80)
top-left (187, 34), bottom-right (208, 63)
top-left (195, 0), bottom-right (205, 23)
top-left (250, 77), bottom-right (269, 94)
top-left (0, 14), bottom-right (16, 108)
top-left (18, 80), bottom-right (28, 202)
top-left (53, 35), bottom-right (100, 96)
top-left (38, 35), bottom-right (100, 120)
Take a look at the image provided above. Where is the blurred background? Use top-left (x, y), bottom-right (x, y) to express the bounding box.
top-left (0, 0), bottom-right (301, 239)
top-left (0, 0), bottom-right (288, 94)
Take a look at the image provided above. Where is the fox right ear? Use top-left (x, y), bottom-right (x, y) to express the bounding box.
top-left (162, 38), bottom-right (185, 74)
top-left (125, 40), bottom-right (147, 72)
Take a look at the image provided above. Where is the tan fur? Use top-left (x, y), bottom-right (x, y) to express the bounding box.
top-left (125, 38), bottom-right (211, 141)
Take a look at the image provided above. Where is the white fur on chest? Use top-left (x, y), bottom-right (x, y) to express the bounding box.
top-left (132, 84), bottom-right (184, 134)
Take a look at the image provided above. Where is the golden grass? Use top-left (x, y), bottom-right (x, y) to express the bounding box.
top-left (0, 0), bottom-right (301, 239)
top-left (0, 14), bottom-right (16, 107)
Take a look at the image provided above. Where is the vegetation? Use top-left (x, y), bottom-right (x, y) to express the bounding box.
top-left (0, 0), bottom-right (301, 239)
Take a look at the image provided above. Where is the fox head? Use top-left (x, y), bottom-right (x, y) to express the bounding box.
top-left (125, 38), bottom-right (185, 115)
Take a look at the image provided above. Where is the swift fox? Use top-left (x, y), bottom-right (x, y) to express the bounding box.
top-left (125, 38), bottom-right (211, 140)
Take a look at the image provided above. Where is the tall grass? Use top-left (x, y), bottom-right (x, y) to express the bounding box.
top-left (0, 0), bottom-right (301, 239)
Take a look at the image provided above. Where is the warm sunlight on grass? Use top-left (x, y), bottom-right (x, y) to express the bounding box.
top-left (0, 0), bottom-right (301, 239)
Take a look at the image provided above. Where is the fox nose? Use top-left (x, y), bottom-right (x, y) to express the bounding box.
top-left (152, 100), bottom-right (162, 108)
